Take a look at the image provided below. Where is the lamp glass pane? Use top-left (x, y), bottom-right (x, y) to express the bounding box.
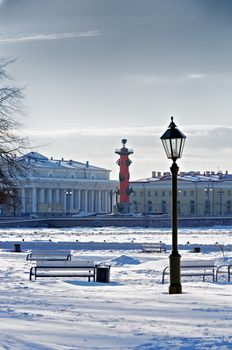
top-left (161, 139), bottom-right (172, 159)
top-left (171, 138), bottom-right (180, 158)
top-left (178, 138), bottom-right (185, 158)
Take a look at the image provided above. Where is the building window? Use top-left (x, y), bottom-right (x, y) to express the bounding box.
top-left (155, 191), bottom-right (158, 197)
top-left (190, 191), bottom-right (194, 197)
top-left (148, 191), bottom-right (151, 197)
top-left (177, 201), bottom-right (181, 214)
top-left (228, 191), bottom-right (231, 197)
top-left (183, 191), bottom-right (187, 196)
top-left (190, 200), bottom-right (195, 215)
top-left (205, 200), bottom-right (210, 214)
top-left (161, 200), bottom-right (166, 213)
top-left (162, 191), bottom-right (165, 197)
top-left (148, 200), bottom-right (153, 213)
top-left (226, 200), bottom-right (231, 215)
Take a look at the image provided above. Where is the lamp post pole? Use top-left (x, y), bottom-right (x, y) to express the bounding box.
top-left (65, 189), bottom-right (72, 216)
top-left (108, 190), bottom-right (113, 213)
top-left (218, 189), bottom-right (224, 216)
top-left (169, 160), bottom-right (182, 294)
top-left (204, 184), bottom-right (212, 215)
top-left (160, 116), bottom-right (186, 294)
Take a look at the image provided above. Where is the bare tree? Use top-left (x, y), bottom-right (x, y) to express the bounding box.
top-left (0, 57), bottom-right (27, 206)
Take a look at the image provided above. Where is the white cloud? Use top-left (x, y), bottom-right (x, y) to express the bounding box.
top-left (126, 72), bottom-right (209, 86)
top-left (0, 31), bottom-right (99, 44)
top-left (22, 125), bottom-right (164, 138)
top-left (21, 124), bottom-right (232, 140)
top-left (187, 73), bottom-right (207, 79)
top-left (126, 73), bottom-right (169, 85)
top-left (19, 124), bottom-right (232, 178)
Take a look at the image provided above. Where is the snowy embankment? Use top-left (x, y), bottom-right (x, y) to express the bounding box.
top-left (0, 227), bottom-right (232, 349)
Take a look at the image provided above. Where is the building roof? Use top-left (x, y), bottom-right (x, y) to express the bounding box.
top-left (132, 171), bottom-right (232, 184)
top-left (19, 152), bottom-right (111, 172)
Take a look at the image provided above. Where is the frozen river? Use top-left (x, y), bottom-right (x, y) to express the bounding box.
top-left (0, 226), bottom-right (232, 349)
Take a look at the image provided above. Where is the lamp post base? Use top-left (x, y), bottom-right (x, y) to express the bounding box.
top-left (169, 253), bottom-right (182, 294)
top-left (169, 283), bottom-right (182, 294)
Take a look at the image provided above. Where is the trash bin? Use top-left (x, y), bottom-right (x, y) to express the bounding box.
top-left (14, 243), bottom-right (21, 252)
top-left (96, 266), bottom-right (110, 283)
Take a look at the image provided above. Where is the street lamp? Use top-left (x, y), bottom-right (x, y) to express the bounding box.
top-left (217, 189), bottom-right (224, 216)
top-left (160, 116), bottom-right (186, 294)
top-left (108, 190), bottom-right (114, 213)
top-left (64, 189), bottom-right (73, 215)
top-left (204, 184), bottom-right (213, 215)
top-left (115, 187), bottom-right (120, 211)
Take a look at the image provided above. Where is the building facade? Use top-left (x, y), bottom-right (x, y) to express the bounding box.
top-left (130, 171), bottom-right (232, 217)
top-left (2, 152), bottom-right (118, 217)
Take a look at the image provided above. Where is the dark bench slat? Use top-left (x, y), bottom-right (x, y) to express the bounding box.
top-left (29, 261), bottom-right (98, 281)
top-left (162, 262), bottom-right (215, 284)
top-left (142, 243), bottom-right (166, 253)
top-left (34, 273), bottom-right (95, 278)
top-left (26, 250), bottom-right (72, 261)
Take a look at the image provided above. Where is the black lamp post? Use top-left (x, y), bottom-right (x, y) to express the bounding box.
top-left (204, 184), bottom-right (213, 215)
top-left (160, 117), bottom-right (186, 294)
top-left (65, 189), bottom-right (73, 215)
top-left (217, 189), bottom-right (224, 216)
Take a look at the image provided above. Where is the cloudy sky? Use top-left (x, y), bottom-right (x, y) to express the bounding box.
top-left (1, 0), bottom-right (232, 180)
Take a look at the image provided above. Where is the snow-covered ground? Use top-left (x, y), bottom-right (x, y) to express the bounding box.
top-left (0, 226), bottom-right (232, 349)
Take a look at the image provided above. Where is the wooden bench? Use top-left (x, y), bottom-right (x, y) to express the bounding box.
top-left (216, 262), bottom-right (232, 282)
top-left (142, 242), bottom-right (166, 253)
top-left (26, 250), bottom-right (72, 261)
top-left (162, 259), bottom-right (216, 284)
top-left (29, 260), bottom-right (97, 281)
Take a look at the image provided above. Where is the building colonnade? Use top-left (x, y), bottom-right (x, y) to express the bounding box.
top-left (20, 185), bottom-right (112, 216)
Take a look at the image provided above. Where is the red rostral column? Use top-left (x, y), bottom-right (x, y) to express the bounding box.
top-left (115, 139), bottom-right (133, 213)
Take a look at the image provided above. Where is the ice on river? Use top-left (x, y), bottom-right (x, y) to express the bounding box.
top-left (0, 226), bottom-right (232, 349)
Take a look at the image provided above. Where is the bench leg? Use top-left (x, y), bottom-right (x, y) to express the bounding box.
top-left (29, 267), bottom-right (34, 281)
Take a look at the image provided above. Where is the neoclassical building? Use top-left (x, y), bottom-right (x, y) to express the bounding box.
top-left (3, 152), bottom-right (118, 217)
top-left (130, 170), bottom-right (232, 217)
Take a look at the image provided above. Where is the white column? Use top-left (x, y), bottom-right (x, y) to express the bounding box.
top-left (55, 189), bottom-right (60, 203)
top-left (93, 190), bottom-right (97, 212)
top-left (32, 187), bottom-right (37, 213)
top-left (63, 190), bottom-right (66, 213)
top-left (48, 189), bottom-right (52, 213)
top-left (90, 190), bottom-right (94, 212)
top-left (40, 189), bottom-right (45, 203)
top-left (104, 191), bottom-right (108, 212)
top-left (77, 190), bottom-right (81, 211)
top-left (48, 189), bottom-right (52, 204)
top-left (70, 191), bottom-right (74, 212)
top-left (21, 188), bottom-right (26, 214)
top-left (84, 190), bottom-right (88, 212)
top-left (97, 190), bottom-right (101, 212)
